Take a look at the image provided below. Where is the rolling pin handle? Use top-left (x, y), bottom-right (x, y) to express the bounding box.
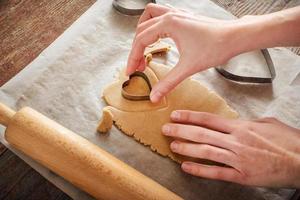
top-left (0, 103), bottom-right (16, 127)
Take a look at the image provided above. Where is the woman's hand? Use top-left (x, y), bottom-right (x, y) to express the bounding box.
top-left (162, 110), bottom-right (300, 188)
top-left (127, 4), bottom-right (300, 103)
top-left (127, 4), bottom-right (240, 103)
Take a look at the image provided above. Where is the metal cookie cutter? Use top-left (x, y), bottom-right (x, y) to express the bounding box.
top-left (113, 0), bottom-right (156, 16)
top-left (122, 71), bottom-right (152, 101)
top-left (122, 40), bottom-right (170, 101)
top-left (215, 49), bottom-right (276, 83)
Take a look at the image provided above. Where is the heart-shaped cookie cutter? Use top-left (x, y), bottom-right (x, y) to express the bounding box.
top-left (215, 49), bottom-right (276, 83)
top-left (122, 71), bottom-right (152, 101)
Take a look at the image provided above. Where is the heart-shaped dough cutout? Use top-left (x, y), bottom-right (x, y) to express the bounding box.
top-left (102, 66), bottom-right (167, 112)
top-left (122, 71), bottom-right (152, 101)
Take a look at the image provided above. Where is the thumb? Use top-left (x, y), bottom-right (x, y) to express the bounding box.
top-left (150, 60), bottom-right (189, 103)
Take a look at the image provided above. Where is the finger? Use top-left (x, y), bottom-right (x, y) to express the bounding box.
top-left (137, 58), bottom-right (146, 72)
top-left (181, 161), bottom-right (242, 183)
top-left (130, 17), bottom-right (162, 74)
top-left (127, 55), bottom-right (141, 75)
top-left (170, 141), bottom-right (236, 166)
top-left (170, 110), bottom-right (236, 133)
top-left (150, 59), bottom-right (189, 102)
top-left (138, 3), bottom-right (171, 25)
top-left (127, 22), bottom-right (169, 75)
top-left (162, 123), bottom-right (235, 150)
top-left (136, 16), bottom-right (161, 35)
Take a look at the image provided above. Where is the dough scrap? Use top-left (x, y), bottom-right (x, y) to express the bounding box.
top-left (97, 108), bottom-right (113, 133)
top-left (98, 62), bottom-right (238, 163)
top-left (144, 40), bottom-right (171, 57)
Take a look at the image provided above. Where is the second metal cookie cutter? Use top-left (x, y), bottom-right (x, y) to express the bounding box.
top-left (215, 49), bottom-right (276, 83)
top-left (113, 0), bottom-right (156, 16)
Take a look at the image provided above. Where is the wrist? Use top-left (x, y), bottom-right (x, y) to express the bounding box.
top-left (227, 8), bottom-right (300, 56)
top-left (226, 15), bottom-right (272, 56)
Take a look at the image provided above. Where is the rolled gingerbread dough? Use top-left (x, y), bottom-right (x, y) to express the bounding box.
top-left (99, 61), bottom-right (238, 163)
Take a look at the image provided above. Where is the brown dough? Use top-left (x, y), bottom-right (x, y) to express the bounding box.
top-left (144, 40), bottom-right (171, 56)
top-left (123, 76), bottom-right (151, 97)
top-left (97, 108), bottom-right (113, 133)
top-left (99, 62), bottom-right (238, 163)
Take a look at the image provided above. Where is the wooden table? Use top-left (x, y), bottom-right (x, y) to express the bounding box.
top-left (0, 0), bottom-right (95, 199)
top-left (0, 0), bottom-right (299, 199)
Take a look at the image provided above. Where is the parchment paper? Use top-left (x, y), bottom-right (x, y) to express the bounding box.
top-left (1, 0), bottom-right (300, 199)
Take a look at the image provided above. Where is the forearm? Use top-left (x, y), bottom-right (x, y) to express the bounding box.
top-left (229, 6), bottom-right (300, 56)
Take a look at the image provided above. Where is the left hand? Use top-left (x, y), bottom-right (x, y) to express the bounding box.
top-left (162, 110), bottom-right (300, 188)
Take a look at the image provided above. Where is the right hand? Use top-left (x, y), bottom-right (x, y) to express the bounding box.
top-left (126, 3), bottom-right (241, 103)
top-left (162, 111), bottom-right (300, 188)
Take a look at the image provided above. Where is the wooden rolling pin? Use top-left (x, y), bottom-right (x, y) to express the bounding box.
top-left (0, 103), bottom-right (182, 200)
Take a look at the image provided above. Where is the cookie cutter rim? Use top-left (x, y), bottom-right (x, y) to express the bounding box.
top-left (121, 71), bottom-right (152, 101)
top-left (112, 0), bottom-right (156, 16)
top-left (215, 49), bottom-right (276, 83)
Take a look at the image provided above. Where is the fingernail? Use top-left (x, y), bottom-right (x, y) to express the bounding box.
top-left (150, 91), bottom-right (162, 103)
top-left (170, 141), bottom-right (179, 151)
top-left (182, 162), bottom-right (191, 171)
top-left (171, 111), bottom-right (180, 121)
top-left (162, 125), bottom-right (170, 135)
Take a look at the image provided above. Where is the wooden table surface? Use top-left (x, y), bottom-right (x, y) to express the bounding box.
top-left (0, 0), bottom-right (95, 199)
top-left (0, 0), bottom-right (299, 199)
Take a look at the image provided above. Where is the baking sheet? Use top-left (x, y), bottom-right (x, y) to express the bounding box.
top-left (1, 0), bottom-right (300, 199)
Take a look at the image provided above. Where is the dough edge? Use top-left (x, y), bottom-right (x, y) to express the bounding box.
top-left (97, 106), bottom-right (182, 163)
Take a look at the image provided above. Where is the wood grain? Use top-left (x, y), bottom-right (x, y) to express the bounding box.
top-left (0, 0), bottom-right (95, 86)
top-left (0, 150), bottom-right (72, 200)
top-left (0, 150), bottom-right (31, 199)
top-left (211, 0), bottom-right (300, 15)
top-left (0, 143), bottom-right (7, 156)
top-left (0, 0), bottom-right (95, 199)
top-left (3, 168), bottom-right (70, 200)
